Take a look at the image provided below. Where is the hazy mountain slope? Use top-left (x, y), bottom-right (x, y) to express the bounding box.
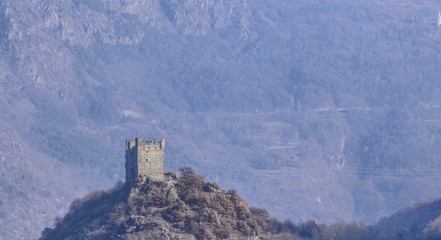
top-left (1, 0), bottom-right (441, 239)
top-left (375, 198), bottom-right (441, 239)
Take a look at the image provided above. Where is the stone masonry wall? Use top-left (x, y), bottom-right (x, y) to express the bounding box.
top-left (125, 137), bottom-right (165, 184)
top-left (125, 139), bottom-right (137, 184)
top-left (137, 138), bottom-right (164, 181)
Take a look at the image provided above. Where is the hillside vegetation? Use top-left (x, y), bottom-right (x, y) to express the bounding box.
top-left (40, 169), bottom-right (441, 240)
top-left (1, 0), bottom-right (441, 238)
top-left (41, 169), bottom-right (263, 239)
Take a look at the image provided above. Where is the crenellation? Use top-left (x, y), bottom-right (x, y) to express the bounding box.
top-left (125, 139), bottom-right (136, 150)
top-left (125, 137), bottom-right (165, 184)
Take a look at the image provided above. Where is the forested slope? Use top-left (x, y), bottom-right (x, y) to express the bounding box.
top-left (1, 0), bottom-right (441, 238)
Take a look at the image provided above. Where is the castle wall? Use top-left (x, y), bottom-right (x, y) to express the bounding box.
top-left (137, 140), bottom-right (164, 181)
top-left (125, 138), bottom-right (164, 184)
top-left (125, 139), bottom-right (138, 184)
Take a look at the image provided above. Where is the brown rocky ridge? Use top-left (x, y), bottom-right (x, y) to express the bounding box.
top-left (40, 167), bottom-right (272, 240)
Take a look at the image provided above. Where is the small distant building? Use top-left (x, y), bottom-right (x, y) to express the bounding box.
top-left (438, 12), bottom-right (441, 26)
top-left (125, 137), bottom-right (165, 184)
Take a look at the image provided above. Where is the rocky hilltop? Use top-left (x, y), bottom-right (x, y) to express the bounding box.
top-left (39, 167), bottom-right (441, 239)
top-left (40, 168), bottom-right (264, 240)
top-left (3, 0), bottom-right (441, 239)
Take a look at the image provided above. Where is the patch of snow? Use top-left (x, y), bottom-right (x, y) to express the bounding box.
top-left (122, 109), bottom-right (144, 119)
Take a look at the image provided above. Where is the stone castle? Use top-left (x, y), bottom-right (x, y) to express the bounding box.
top-left (125, 137), bottom-right (165, 184)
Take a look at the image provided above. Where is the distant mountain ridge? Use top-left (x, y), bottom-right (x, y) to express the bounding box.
top-left (1, 0), bottom-right (441, 239)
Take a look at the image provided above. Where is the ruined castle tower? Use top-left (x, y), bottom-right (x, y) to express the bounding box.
top-left (125, 137), bottom-right (165, 184)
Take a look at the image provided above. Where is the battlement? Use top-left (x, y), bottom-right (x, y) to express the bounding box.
top-left (125, 138), bottom-right (165, 151)
top-left (125, 137), bottom-right (165, 184)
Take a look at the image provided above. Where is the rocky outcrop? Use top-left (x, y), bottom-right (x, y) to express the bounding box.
top-left (40, 170), bottom-right (262, 239)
